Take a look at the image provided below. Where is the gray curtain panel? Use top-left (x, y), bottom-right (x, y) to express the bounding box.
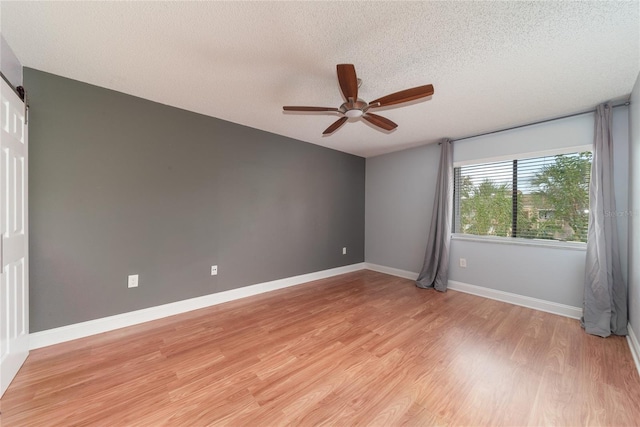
top-left (582, 103), bottom-right (628, 337)
top-left (417, 139), bottom-right (453, 291)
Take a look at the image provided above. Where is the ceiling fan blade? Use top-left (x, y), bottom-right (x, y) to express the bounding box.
top-left (283, 106), bottom-right (340, 112)
top-left (362, 113), bottom-right (398, 131)
top-left (369, 84), bottom-right (434, 108)
top-left (323, 117), bottom-right (349, 135)
top-left (337, 64), bottom-right (358, 101)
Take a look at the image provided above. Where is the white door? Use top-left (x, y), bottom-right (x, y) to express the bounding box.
top-left (0, 77), bottom-right (29, 398)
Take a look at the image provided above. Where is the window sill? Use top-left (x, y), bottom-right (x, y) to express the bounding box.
top-left (451, 234), bottom-right (587, 251)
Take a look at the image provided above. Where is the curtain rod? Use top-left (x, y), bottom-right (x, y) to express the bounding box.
top-left (451, 101), bottom-right (631, 143)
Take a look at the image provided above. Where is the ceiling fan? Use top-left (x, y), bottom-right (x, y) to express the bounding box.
top-left (283, 64), bottom-right (434, 135)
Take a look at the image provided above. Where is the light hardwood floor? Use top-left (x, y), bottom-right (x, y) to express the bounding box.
top-left (2, 270), bottom-right (640, 426)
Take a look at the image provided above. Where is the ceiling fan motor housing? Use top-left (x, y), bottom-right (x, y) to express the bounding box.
top-left (340, 99), bottom-right (368, 118)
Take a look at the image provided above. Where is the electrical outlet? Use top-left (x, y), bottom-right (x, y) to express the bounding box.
top-left (459, 258), bottom-right (467, 268)
top-left (342, 247), bottom-right (347, 255)
top-left (211, 265), bottom-right (218, 276)
top-left (128, 274), bottom-right (139, 288)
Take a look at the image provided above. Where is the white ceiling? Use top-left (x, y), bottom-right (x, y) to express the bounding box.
top-left (1, 1), bottom-right (639, 157)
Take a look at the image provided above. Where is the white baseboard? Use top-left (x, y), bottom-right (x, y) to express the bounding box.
top-left (447, 280), bottom-right (583, 319)
top-left (363, 263), bottom-right (419, 280)
top-left (364, 263), bottom-right (582, 319)
top-left (30, 263), bottom-right (366, 350)
top-left (628, 324), bottom-right (640, 377)
top-left (29, 261), bottom-right (636, 377)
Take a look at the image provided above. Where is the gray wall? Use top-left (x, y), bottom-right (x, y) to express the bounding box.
top-left (629, 71), bottom-right (640, 338)
top-left (365, 108), bottom-right (629, 308)
top-left (365, 143), bottom-right (440, 272)
top-left (1, 33), bottom-right (22, 87)
top-left (26, 68), bottom-right (365, 332)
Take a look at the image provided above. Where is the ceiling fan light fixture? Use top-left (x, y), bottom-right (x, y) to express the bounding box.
top-left (344, 109), bottom-right (363, 118)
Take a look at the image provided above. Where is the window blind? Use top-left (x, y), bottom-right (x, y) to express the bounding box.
top-left (453, 152), bottom-right (592, 243)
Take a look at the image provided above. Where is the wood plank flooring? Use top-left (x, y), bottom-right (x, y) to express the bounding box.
top-left (2, 270), bottom-right (640, 426)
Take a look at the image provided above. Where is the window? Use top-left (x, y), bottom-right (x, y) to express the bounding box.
top-left (538, 209), bottom-right (554, 220)
top-left (453, 151), bottom-right (592, 243)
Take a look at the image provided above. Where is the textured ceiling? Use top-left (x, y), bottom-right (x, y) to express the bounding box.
top-left (1, 1), bottom-right (639, 157)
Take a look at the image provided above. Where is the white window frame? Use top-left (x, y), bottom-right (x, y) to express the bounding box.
top-left (452, 144), bottom-right (592, 250)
